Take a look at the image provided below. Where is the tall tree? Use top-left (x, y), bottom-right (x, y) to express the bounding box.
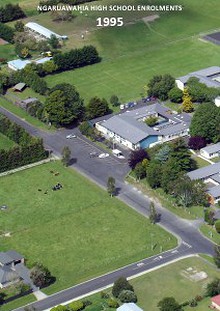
top-left (188, 136), bottom-right (206, 150)
top-left (190, 102), bottom-right (220, 143)
top-left (214, 245), bottom-right (220, 269)
top-left (86, 97), bottom-right (109, 119)
top-left (61, 146), bottom-right (71, 167)
top-left (107, 176), bottom-right (116, 197)
top-left (206, 278), bottom-right (220, 297)
top-left (30, 262), bottom-right (53, 288)
top-left (182, 87), bottom-right (193, 113)
top-left (112, 277), bottom-right (134, 298)
top-left (149, 201), bottom-right (158, 224)
top-left (128, 149), bottom-right (149, 170)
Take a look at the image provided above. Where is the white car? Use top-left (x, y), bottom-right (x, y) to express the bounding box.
top-left (98, 153), bottom-right (109, 159)
top-left (66, 134), bottom-right (76, 139)
top-left (112, 149), bottom-right (125, 159)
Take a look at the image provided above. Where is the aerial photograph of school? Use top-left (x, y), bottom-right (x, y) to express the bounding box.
top-left (0, 0), bottom-right (220, 310)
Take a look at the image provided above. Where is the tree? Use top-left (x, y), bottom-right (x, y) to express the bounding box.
top-left (173, 176), bottom-right (194, 207)
top-left (168, 87), bottom-right (183, 103)
top-left (51, 10), bottom-right (73, 22)
top-left (188, 136), bottom-right (206, 150)
top-left (134, 162), bottom-right (146, 180)
top-left (147, 160), bottom-right (161, 188)
top-left (154, 145), bottom-right (171, 163)
top-left (215, 220), bottom-right (220, 234)
top-left (190, 102), bottom-right (220, 143)
top-left (14, 20), bottom-right (24, 32)
top-left (145, 116), bottom-right (158, 127)
top-left (86, 97), bottom-right (109, 119)
top-left (147, 74), bottom-right (175, 101)
top-left (61, 146), bottom-right (71, 167)
top-left (204, 209), bottom-right (215, 225)
top-left (0, 22), bottom-right (15, 43)
top-left (45, 83), bottom-right (85, 126)
top-left (158, 297), bottom-right (182, 311)
top-left (128, 149), bottom-right (149, 170)
top-left (110, 95), bottom-right (120, 107)
top-left (112, 277), bottom-right (134, 298)
top-left (68, 300), bottom-right (84, 311)
top-left (107, 176), bottom-right (116, 197)
top-left (206, 278), bottom-right (220, 296)
top-left (118, 290), bottom-right (137, 303)
top-left (149, 201), bottom-right (158, 224)
top-left (48, 34), bottom-right (60, 49)
top-left (30, 262), bottom-right (53, 288)
top-left (214, 245), bottom-right (220, 268)
top-left (182, 87), bottom-right (193, 113)
top-left (50, 306), bottom-right (67, 311)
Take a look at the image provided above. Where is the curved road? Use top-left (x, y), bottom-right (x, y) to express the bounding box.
top-left (0, 107), bottom-right (216, 311)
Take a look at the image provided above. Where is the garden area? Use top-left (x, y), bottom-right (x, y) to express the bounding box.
top-left (0, 132), bottom-right (15, 150)
top-left (0, 161), bottom-right (176, 295)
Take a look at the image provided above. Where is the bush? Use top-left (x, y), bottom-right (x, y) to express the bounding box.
top-left (107, 298), bottom-right (119, 308)
top-left (204, 209), bottom-right (215, 226)
top-left (0, 22), bottom-right (15, 43)
top-left (68, 300), bottom-right (84, 311)
top-left (112, 277), bottom-right (134, 298)
top-left (82, 300), bottom-right (92, 308)
top-left (195, 295), bottom-right (203, 302)
top-left (215, 220), bottom-right (220, 234)
top-left (100, 291), bottom-right (109, 299)
top-left (189, 299), bottom-right (197, 307)
top-left (118, 290), bottom-right (137, 303)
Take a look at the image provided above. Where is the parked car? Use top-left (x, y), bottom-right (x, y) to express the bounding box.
top-left (66, 134), bottom-right (76, 139)
top-left (98, 153), bottom-right (109, 159)
top-left (112, 149), bottom-right (125, 159)
top-left (89, 152), bottom-right (98, 158)
top-left (120, 104), bottom-right (125, 110)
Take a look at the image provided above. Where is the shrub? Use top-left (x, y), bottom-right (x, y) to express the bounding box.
top-left (215, 220), bottom-right (220, 234)
top-left (112, 277), bottom-right (134, 298)
top-left (189, 299), bottom-right (198, 307)
top-left (100, 291), bottom-right (109, 299)
top-left (107, 298), bottom-right (119, 308)
top-left (195, 295), bottom-right (203, 302)
top-left (68, 300), bottom-right (84, 311)
top-left (118, 290), bottom-right (137, 303)
top-left (82, 300), bottom-right (92, 307)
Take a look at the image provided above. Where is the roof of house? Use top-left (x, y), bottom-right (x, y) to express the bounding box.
top-left (117, 303), bottom-right (143, 311)
top-left (176, 66), bottom-right (220, 88)
top-left (13, 82), bottom-right (26, 91)
top-left (0, 266), bottom-right (20, 285)
top-left (211, 173), bottom-right (220, 184)
top-left (34, 57), bottom-right (52, 64)
top-left (0, 250), bottom-right (23, 265)
top-left (207, 185), bottom-right (220, 198)
top-left (200, 142), bottom-right (220, 155)
top-left (25, 22), bottom-right (62, 39)
top-left (212, 294), bottom-right (220, 305)
top-left (7, 59), bottom-right (31, 70)
top-left (187, 162), bottom-right (220, 180)
top-left (99, 103), bottom-right (191, 144)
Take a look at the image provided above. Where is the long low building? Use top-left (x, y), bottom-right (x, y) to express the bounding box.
top-left (96, 103), bottom-right (191, 150)
top-left (187, 162), bottom-right (220, 204)
top-left (25, 22), bottom-right (68, 40)
top-left (175, 66), bottom-right (220, 90)
top-left (200, 142), bottom-right (220, 159)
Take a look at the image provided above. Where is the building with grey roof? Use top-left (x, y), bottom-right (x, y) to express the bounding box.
top-left (200, 142), bottom-right (220, 159)
top-left (0, 251), bottom-right (24, 288)
top-left (96, 103), bottom-right (191, 150)
top-left (175, 66), bottom-right (220, 90)
top-left (187, 162), bottom-right (220, 203)
top-left (25, 22), bottom-right (68, 40)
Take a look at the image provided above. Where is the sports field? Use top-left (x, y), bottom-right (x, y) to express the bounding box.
top-left (0, 161), bottom-right (176, 294)
top-left (0, 133), bottom-right (15, 150)
top-left (42, 0), bottom-right (220, 103)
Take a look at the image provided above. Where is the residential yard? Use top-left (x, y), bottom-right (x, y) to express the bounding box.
top-left (0, 161), bottom-right (176, 294)
top-left (192, 155), bottom-right (211, 168)
top-left (83, 256), bottom-right (219, 311)
top-left (0, 133), bottom-right (15, 150)
top-left (200, 224), bottom-right (220, 245)
top-left (126, 174), bottom-right (204, 220)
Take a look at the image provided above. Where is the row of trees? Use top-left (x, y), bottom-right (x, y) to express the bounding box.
top-left (0, 114), bottom-right (47, 172)
top-left (53, 45), bottom-right (101, 73)
top-left (129, 139), bottom-right (208, 207)
top-left (0, 4), bottom-right (25, 23)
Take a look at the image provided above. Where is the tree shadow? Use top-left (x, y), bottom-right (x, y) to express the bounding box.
top-left (69, 158), bottom-right (77, 165)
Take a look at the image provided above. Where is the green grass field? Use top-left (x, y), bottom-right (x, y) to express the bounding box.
top-left (0, 133), bottom-right (15, 150)
top-left (41, 0), bottom-right (220, 103)
top-left (0, 161), bottom-right (176, 294)
top-left (200, 224), bottom-right (220, 245)
top-left (82, 256), bottom-right (219, 311)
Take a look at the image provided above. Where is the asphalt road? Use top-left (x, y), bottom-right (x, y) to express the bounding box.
top-left (0, 107), bottom-right (216, 311)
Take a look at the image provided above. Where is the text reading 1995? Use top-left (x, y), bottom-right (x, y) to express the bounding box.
top-left (96, 17), bottom-right (124, 27)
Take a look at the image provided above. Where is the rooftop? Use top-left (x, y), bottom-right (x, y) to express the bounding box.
top-left (13, 82), bottom-right (26, 91)
top-left (187, 162), bottom-right (220, 180)
top-left (176, 66), bottom-right (220, 88)
top-left (212, 294), bottom-right (220, 305)
top-left (8, 59), bottom-right (31, 70)
top-left (200, 142), bottom-right (220, 154)
top-left (25, 22), bottom-right (63, 39)
top-left (117, 303), bottom-right (143, 311)
top-left (0, 250), bottom-right (23, 265)
top-left (207, 185), bottom-right (220, 198)
top-left (99, 103), bottom-right (191, 144)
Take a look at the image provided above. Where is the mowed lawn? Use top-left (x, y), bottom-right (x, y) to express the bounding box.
top-left (130, 256), bottom-right (219, 311)
top-left (44, 0), bottom-right (220, 103)
top-left (0, 161), bottom-right (176, 294)
top-left (0, 133), bottom-right (15, 150)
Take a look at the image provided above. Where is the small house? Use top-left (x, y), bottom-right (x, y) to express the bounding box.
top-left (211, 294), bottom-right (220, 310)
top-left (12, 83), bottom-right (26, 92)
top-left (0, 251), bottom-right (24, 288)
top-left (200, 143), bottom-right (220, 159)
top-left (117, 303), bottom-right (143, 311)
